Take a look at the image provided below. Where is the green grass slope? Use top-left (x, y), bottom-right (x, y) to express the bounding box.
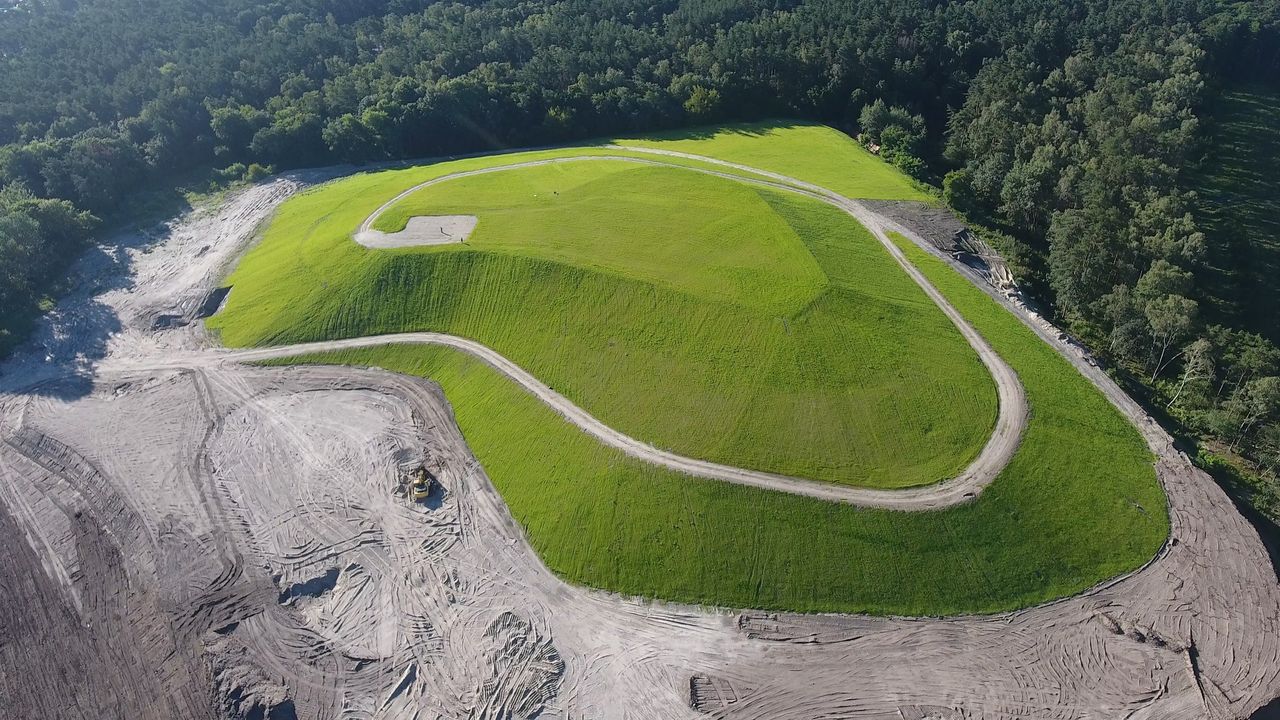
top-left (212, 155), bottom-right (994, 489)
top-left (265, 232), bottom-right (1166, 615)
top-left (1193, 85), bottom-right (1280, 342)
top-left (614, 121), bottom-right (933, 203)
top-left (372, 160), bottom-right (828, 315)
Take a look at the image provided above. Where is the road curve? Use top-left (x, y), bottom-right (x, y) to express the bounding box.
top-left (231, 151), bottom-right (1028, 511)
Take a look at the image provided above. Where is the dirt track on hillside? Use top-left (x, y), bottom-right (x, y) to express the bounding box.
top-left (0, 152), bottom-right (1277, 718)
top-left (116, 325), bottom-right (1015, 510)
top-left (334, 152), bottom-right (1028, 509)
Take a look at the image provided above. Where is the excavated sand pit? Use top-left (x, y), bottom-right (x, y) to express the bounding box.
top-left (0, 156), bottom-right (1278, 718)
top-left (355, 214), bottom-right (478, 248)
top-left (0, 366), bottom-right (568, 718)
top-left (4, 362), bottom-right (1278, 718)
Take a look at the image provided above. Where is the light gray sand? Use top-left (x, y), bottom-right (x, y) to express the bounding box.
top-left (355, 214), bottom-right (477, 248)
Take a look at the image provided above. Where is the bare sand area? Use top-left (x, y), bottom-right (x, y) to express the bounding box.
top-left (355, 214), bottom-right (477, 248)
top-left (0, 153), bottom-right (1277, 718)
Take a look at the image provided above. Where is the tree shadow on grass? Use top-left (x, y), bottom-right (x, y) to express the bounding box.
top-left (606, 118), bottom-right (815, 144)
top-left (1191, 84), bottom-right (1280, 343)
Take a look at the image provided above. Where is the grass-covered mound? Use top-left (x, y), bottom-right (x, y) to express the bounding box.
top-left (213, 152), bottom-right (995, 489)
top-left (264, 233), bottom-right (1166, 615)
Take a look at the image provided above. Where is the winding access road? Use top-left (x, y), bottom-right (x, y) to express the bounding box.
top-left (215, 150), bottom-right (1029, 511)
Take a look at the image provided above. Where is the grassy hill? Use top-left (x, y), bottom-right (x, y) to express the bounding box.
top-left (212, 148), bottom-right (994, 489)
top-left (220, 123), bottom-right (1165, 614)
top-left (264, 231), bottom-right (1165, 615)
top-left (1193, 84), bottom-right (1280, 342)
top-left (372, 160), bottom-right (828, 315)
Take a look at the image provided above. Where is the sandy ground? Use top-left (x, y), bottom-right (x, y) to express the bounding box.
top-left (355, 214), bottom-right (478, 248)
top-left (0, 151), bottom-right (1277, 719)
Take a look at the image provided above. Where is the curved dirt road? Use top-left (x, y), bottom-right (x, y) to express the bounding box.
top-left (316, 152), bottom-right (1028, 510)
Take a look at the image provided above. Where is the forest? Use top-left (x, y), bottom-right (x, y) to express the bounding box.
top-left (1, 0), bottom-right (1279, 515)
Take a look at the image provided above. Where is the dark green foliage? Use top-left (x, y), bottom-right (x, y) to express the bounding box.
top-left (0, 184), bottom-right (97, 354)
top-left (1156, 323), bottom-right (1280, 518)
top-left (1196, 449), bottom-right (1279, 523)
top-left (948, 30), bottom-right (1209, 325)
top-left (857, 99), bottom-right (926, 176)
top-left (1191, 87), bottom-right (1280, 344)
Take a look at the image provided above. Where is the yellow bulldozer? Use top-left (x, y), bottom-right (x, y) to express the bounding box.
top-left (410, 465), bottom-right (434, 501)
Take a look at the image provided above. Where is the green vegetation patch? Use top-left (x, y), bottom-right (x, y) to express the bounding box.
top-left (213, 153), bottom-right (994, 488)
top-left (372, 160), bottom-right (828, 315)
top-left (614, 121), bottom-right (933, 202)
top-left (265, 232), bottom-right (1166, 615)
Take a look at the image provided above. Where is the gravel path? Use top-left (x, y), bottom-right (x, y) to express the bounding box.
top-left (355, 214), bottom-right (477, 248)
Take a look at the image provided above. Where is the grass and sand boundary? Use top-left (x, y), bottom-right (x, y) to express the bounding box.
top-left (265, 234), bottom-right (1165, 613)
top-left (228, 123), bottom-right (1165, 614)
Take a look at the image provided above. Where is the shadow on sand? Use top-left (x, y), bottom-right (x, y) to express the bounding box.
top-left (0, 216), bottom-right (185, 400)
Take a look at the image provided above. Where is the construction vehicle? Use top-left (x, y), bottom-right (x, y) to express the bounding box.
top-left (410, 465), bottom-right (434, 501)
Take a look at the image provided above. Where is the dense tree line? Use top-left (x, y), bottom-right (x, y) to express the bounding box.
top-left (933, 15), bottom-right (1280, 509)
top-left (0, 185), bottom-right (96, 342)
top-left (1, 0), bottom-right (1279, 506)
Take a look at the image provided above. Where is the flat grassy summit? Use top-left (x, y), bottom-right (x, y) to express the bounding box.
top-left (372, 160), bottom-right (829, 315)
top-left (615, 121), bottom-right (933, 202)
